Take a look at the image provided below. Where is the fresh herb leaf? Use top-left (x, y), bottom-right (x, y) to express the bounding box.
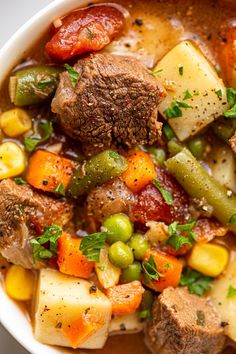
top-left (14, 177), bottom-right (27, 185)
top-left (180, 267), bottom-right (213, 296)
top-left (227, 285), bottom-right (236, 299)
top-left (178, 66), bottom-right (183, 76)
top-left (224, 88), bottom-right (236, 118)
top-left (167, 220), bottom-right (196, 251)
top-left (153, 179), bottom-right (173, 205)
top-left (148, 69), bottom-right (163, 76)
top-left (64, 64), bottom-right (79, 87)
top-left (80, 232), bottom-right (107, 262)
top-left (164, 100), bottom-right (193, 119)
top-left (183, 89), bottom-right (192, 100)
top-left (229, 214), bottom-right (236, 224)
top-left (163, 123), bottom-right (175, 140)
top-left (142, 255), bottom-right (165, 283)
top-left (54, 183), bottom-right (65, 196)
top-left (31, 224), bottom-right (63, 261)
top-left (24, 120), bottom-right (53, 152)
top-left (38, 79), bottom-right (55, 89)
top-left (215, 89), bottom-right (222, 98)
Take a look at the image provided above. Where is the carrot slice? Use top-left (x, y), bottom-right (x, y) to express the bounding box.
top-left (143, 249), bottom-right (183, 292)
top-left (122, 150), bottom-right (156, 193)
top-left (26, 150), bottom-right (75, 193)
top-left (106, 281), bottom-right (144, 316)
top-left (57, 233), bottom-right (94, 279)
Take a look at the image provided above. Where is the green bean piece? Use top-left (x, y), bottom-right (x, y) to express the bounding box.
top-left (128, 233), bottom-right (150, 261)
top-left (9, 65), bottom-right (63, 106)
top-left (167, 138), bottom-right (184, 156)
top-left (68, 150), bottom-right (128, 197)
top-left (148, 147), bottom-right (166, 165)
top-left (212, 119), bottom-right (236, 142)
top-left (188, 137), bottom-right (206, 159)
top-left (165, 148), bottom-right (236, 233)
top-left (103, 213), bottom-right (133, 244)
top-left (108, 241), bottom-right (134, 269)
top-left (120, 262), bottom-right (142, 283)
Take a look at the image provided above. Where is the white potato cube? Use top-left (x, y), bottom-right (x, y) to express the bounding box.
top-left (210, 256), bottom-right (236, 342)
top-left (34, 269), bottom-right (112, 349)
top-left (155, 41), bottom-right (229, 141)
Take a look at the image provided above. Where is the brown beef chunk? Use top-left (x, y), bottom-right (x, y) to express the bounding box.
top-left (146, 287), bottom-right (225, 354)
top-left (0, 179), bottom-right (73, 269)
top-left (52, 53), bottom-right (165, 155)
top-left (86, 178), bottom-right (135, 223)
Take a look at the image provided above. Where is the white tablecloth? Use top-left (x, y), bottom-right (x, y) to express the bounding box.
top-left (0, 2), bottom-right (53, 353)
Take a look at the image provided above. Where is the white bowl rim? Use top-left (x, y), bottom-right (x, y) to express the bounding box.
top-left (0, 1), bottom-right (96, 354)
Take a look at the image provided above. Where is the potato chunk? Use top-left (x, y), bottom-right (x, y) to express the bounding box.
top-left (210, 257), bottom-right (236, 342)
top-left (154, 41), bottom-right (229, 141)
top-left (34, 269), bottom-right (112, 349)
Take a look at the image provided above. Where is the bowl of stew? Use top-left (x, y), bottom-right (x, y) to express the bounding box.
top-left (1, 1), bottom-right (236, 354)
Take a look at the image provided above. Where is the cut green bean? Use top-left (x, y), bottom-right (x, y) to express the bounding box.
top-left (9, 65), bottom-right (63, 106)
top-left (168, 138), bottom-right (184, 156)
top-left (165, 148), bottom-right (236, 233)
top-left (68, 150), bottom-right (128, 197)
top-left (148, 147), bottom-right (166, 165)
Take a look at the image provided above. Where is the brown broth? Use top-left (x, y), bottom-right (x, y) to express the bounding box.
top-left (1, 0), bottom-right (236, 353)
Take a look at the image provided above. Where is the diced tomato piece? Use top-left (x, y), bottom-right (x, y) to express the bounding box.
top-left (45, 4), bottom-right (128, 61)
top-left (131, 165), bottom-right (189, 225)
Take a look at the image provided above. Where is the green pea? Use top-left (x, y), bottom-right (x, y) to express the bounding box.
top-left (188, 137), bottom-right (206, 159)
top-left (128, 233), bottom-right (150, 261)
top-left (167, 138), bottom-right (184, 156)
top-left (103, 213), bottom-right (133, 244)
top-left (121, 262), bottom-right (142, 283)
top-left (108, 241), bottom-right (134, 269)
top-left (148, 147), bottom-right (166, 165)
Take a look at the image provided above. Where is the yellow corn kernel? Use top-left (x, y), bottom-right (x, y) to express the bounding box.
top-left (188, 243), bottom-right (229, 277)
top-left (0, 108), bottom-right (32, 137)
top-left (5, 265), bottom-right (35, 301)
top-left (95, 244), bottom-right (121, 289)
top-left (0, 142), bottom-right (26, 180)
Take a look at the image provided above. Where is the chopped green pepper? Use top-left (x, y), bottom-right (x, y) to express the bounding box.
top-left (68, 150), bottom-right (128, 197)
top-left (9, 65), bottom-right (63, 106)
top-left (165, 148), bottom-right (236, 234)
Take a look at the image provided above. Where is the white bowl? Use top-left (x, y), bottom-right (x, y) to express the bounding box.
top-left (0, 1), bottom-right (96, 353)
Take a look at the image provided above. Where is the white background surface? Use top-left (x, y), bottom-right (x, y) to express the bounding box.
top-left (0, 2), bottom-right (53, 353)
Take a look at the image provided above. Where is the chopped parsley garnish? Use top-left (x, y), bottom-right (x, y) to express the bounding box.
top-left (178, 66), bottom-right (183, 76)
top-left (24, 120), bottom-right (53, 152)
top-left (142, 255), bottom-right (167, 283)
top-left (80, 232), bottom-right (107, 262)
top-left (14, 177), bottom-right (27, 185)
top-left (229, 214), bottom-right (236, 224)
top-left (215, 89), bottom-right (222, 98)
top-left (180, 267), bottom-right (213, 296)
top-left (164, 100), bottom-right (193, 119)
top-left (31, 224), bottom-right (63, 261)
top-left (54, 183), bottom-right (65, 196)
top-left (224, 88), bottom-right (236, 118)
top-left (227, 285), bottom-right (236, 299)
top-left (167, 220), bottom-right (196, 251)
top-left (147, 69), bottom-right (163, 76)
top-left (38, 78), bottom-right (55, 89)
top-left (64, 64), bottom-right (79, 87)
top-left (163, 123), bottom-right (175, 141)
top-left (183, 89), bottom-right (193, 100)
top-left (152, 179), bottom-right (173, 205)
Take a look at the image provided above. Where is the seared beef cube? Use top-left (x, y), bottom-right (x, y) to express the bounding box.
top-left (52, 53), bottom-right (165, 155)
top-left (0, 179), bottom-right (73, 269)
top-left (146, 287), bottom-right (225, 354)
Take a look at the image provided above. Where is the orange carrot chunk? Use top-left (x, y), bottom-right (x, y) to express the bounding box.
top-left (122, 150), bottom-right (156, 193)
top-left (57, 233), bottom-right (94, 279)
top-left (143, 249), bottom-right (183, 292)
top-left (26, 150), bottom-right (75, 193)
top-left (106, 281), bottom-right (144, 316)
